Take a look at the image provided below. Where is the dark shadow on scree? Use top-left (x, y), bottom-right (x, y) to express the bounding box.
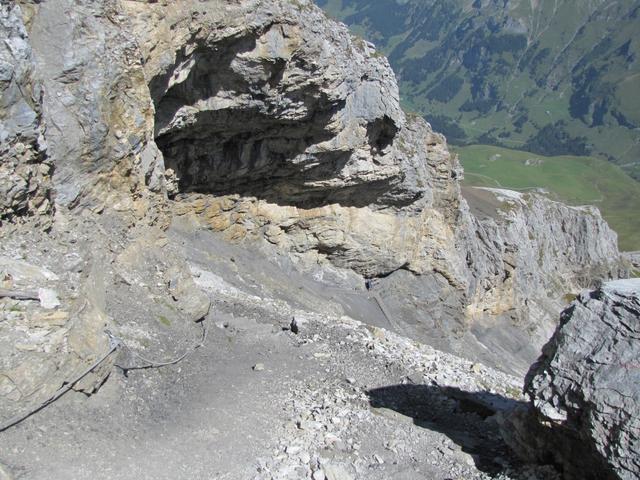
top-left (366, 384), bottom-right (528, 475)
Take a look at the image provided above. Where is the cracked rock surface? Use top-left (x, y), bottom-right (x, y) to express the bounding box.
top-left (0, 0), bottom-right (627, 379)
top-left (0, 1), bottom-right (634, 478)
top-left (501, 279), bottom-right (640, 480)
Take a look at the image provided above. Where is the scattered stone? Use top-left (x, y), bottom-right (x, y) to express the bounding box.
top-left (252, 363), bottom-right (265, 371)
top-left (369, 327), bottom-right (386, 341)
top-left (322, 463), bottom-right (353, 480)
top-left (15, 343), bottom-right (38, 352)
top-left (290, 317), bottom-right (300, 334)
top-left (164, 265), bottom-right (211, 322)
top-left (37, 288), bottom-right (60, 309)
top-left (406, 372), bottom-right (424, 384)
top-left (285, 445), bottom-right (301, 456)
top-left (0, 257), bottom-right (59, 284)
top-left (373, 454), bottom-right (384, 464)
top-left (30, 310), bottom-right (69, 327)
top-left (299, 452), bottom-right (311, 464)
top-left (312, 470), bottom-right (325, 480)
top-left (0, 462), bottom-right (13, 480)
top-left (298, 420), bottom-right (322, 431)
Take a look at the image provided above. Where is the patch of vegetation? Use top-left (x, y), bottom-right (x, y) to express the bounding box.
top-left (158, 315), bottom-right (171, 327)
top-left (426, 114), bottom-right (467, 142)
top-left (563, 293), bottom-right (578, 303)
top-left (523, 121), bottom-right (590, 157)
top-left (427, 74), bottom-right (464, 103)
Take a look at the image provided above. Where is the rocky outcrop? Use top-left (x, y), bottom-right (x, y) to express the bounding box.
top-left (125, 0), bottom-right (455, 212)
top-left (0, 4), bottom-right (50, 221)
top-left (120, 1), bottom-right (626, 372)
top-left (18, 0), bottom-right (160, 211)
top-left (501, 279), bottom-right (640, 479)
top-left (1, 0), bottom-right (627, 385)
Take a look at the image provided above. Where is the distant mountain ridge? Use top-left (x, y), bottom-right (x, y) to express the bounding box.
top-left (316, 0), bottom-right (640, 180)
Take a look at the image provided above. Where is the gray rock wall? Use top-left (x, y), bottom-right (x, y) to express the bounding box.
top-left (501, 279), bottom-right (640, 479)
top-left (0, 3), bottom-right (50, 220)
top-left (21, 0), bottom-right (159, 209)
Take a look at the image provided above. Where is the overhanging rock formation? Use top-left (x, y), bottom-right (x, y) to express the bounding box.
top-left (2, 0), bottom-right (628, 378)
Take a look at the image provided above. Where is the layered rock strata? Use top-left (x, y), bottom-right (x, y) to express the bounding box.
top-left (0, 0), bottom-right (627, 401)
top-left (0, 4), bottom-right (50, 221)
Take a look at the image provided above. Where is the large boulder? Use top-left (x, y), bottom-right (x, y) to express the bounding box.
top-left (501, 279), bottom-right (640, 479)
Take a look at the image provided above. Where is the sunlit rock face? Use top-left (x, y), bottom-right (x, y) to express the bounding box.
top-left (0, 4), bottom-right (50, 221)
top-left (5, 0), bottom-right (627, 374)
top-left (501, 279), bottom-right (640, 480)
top-left (133, 0), bottom-right (453, 213)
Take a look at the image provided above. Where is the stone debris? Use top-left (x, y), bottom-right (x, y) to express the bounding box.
top-left (37, 288), bottom-right (60, 310)
top-left (0, 463), bottom-right (13, 480)
top-left (29, 310), bottom-right (69, 328)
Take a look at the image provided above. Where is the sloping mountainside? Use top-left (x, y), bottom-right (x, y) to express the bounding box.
top-left (0, 0), bottom-right (632, 478)
top-left (316, 0), bottom-right (640, 180)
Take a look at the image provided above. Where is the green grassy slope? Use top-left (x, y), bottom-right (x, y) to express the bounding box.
top-left (315, 0), bottom-right (640, 181)
top-left (455, 145), bottom-right (640, 251)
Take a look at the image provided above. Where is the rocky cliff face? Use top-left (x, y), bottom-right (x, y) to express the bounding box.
top-left (501, 279), bottom-right (640, 480)
top-left (121, 0), bottom-right (625, 371)
top-left (0, 0), bottom-right (627, 423)
top-left (0, 4), bottom-right (50, 221)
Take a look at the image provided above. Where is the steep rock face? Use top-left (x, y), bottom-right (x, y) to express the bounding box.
top-left (461, 188), bottom-right (621, 321)
top-left (372, 187), bottom-right (624, 373)
top-left (501, 280), bottom-right (640, 479)
top-left (19, 0), bottom-right (160, 209)
top-left (2, 0), bottom-right (626, 378)
top-left (0, 4), bottom-right (50, 221)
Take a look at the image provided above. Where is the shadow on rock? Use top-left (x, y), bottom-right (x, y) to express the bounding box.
top-left (366, 384), bottom-right (526, 474)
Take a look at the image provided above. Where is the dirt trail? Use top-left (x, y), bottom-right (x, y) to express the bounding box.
top-left (0, 225), bottom-right (559, 480)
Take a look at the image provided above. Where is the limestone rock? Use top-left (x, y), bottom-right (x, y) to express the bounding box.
top-left (501, 279), bottom-right (640, 480)
top-left (20, 0), bottom-right (158, 207)
top-left (122, 0), bottom-right (454, 213)
top-left (0, 462), bottom-right (13, 480)
top-left (165, 265), bottom-right (211, 322)
top-left (0, 3), bottom-right (51, 220)
top-left (3, 0), bottom-right (628, 379)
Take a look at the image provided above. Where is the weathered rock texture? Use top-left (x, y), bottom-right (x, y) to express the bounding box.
top-left (0, 0), bottom-right (627, 382)
top-left (127, 0), bottom-right (451, 212)
top-left (0, 3), bottom-right (50, 220)
top-left (123, 1), bottom-right (627, 361)
top-left (17, 0), bottom-right (160, 211)
top-left (501, 279), bottom-right (640, 479)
